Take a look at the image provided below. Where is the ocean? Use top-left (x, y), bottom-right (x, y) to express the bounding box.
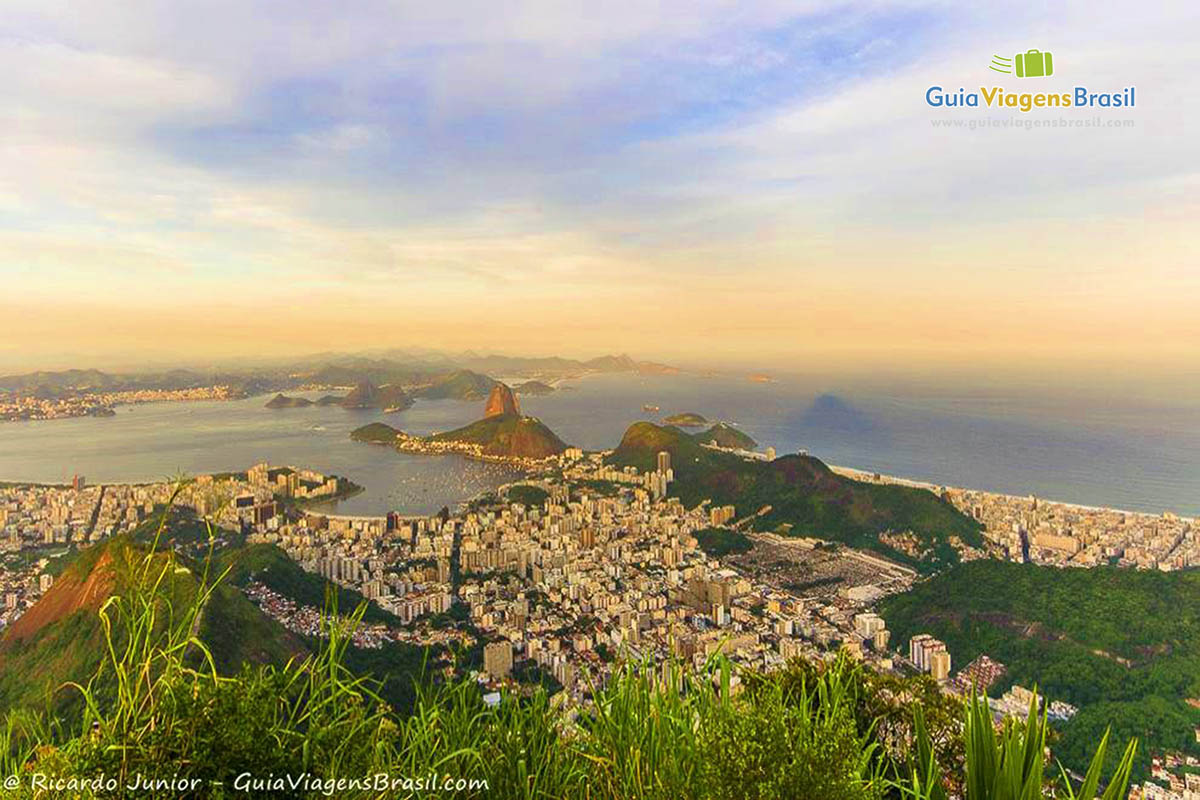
top-left (0, 373), bottom-right (1196, 517)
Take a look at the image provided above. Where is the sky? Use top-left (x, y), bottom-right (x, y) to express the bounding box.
top-left (1, 1), bottom-right (1196, 377)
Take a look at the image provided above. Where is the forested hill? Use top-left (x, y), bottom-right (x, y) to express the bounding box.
top-left (609, 421), bottom-right (981, 569)
top-left (0, 533), bottom-right (435, 717)
top-left (879, 560), bottom-right (1200, 781)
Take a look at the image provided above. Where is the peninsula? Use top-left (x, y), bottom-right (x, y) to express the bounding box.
top-left (349, 383), bottom-right (568, 465)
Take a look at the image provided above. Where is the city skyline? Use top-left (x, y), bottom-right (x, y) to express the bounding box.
top-left (3, 1), bottom-right (1196, 376)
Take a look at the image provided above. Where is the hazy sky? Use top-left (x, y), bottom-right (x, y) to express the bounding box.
top-left (1, 1), bottom-right (1196, 374)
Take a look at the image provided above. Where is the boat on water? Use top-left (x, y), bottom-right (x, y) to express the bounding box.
top-left (642, 404), bottom-right (660, 413)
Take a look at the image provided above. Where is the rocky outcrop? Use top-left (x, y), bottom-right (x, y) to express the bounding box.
top-left (483, 383), bottom-right (520, 418)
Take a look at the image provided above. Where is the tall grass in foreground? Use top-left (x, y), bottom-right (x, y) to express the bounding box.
top-left (0, 496), bottom-right (1138, 799)
top-left (899, 690), bottom-right (1137, 800)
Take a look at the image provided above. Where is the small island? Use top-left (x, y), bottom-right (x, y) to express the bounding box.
top-left (349, 421), bottom-right (402, 444)
top-left (264, 393), bottom-right (314, 409)
top-left (662, 411), bottom-right (708, 427)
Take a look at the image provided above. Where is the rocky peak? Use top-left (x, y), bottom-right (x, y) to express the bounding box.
top-left (483, 383), bottom-right (520, 418)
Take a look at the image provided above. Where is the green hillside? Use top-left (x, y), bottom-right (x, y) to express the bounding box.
top-left (663, 411), bottom-right (708, 427)
top-left (432, 413), bottom-right (567, 458)
top-left (505, 484), bottom-right (550, 507)
top-left (414, 369), bottom-right (496, 400)
top-left (694, 422), bottom-right (757, 450)
top-left (351, 415), bottom-right (567, 459)
top-left (216, 543), bottom-right (400, 626)
top-left (879, 560), bottom-right (1200, 781)
top-left (610, 422), bottom-right (980, 568)
top-left (610, 422), bottom-right (709, 469)
top-left (350, 421), bottom-right (402, 444)
top-left (0, 534), bottom-right (433, 719)
top-left (0, 536), bottom-right (220, 713)
top-left (694, 527), bottom-right (753, 557)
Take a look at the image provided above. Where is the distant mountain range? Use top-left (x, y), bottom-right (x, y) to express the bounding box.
top-left (0, 353), bottom-right (673, 396)
top-left (411, 369), bottom-right (496, 401)
top-left (0, 368), bottom-right (273, 399)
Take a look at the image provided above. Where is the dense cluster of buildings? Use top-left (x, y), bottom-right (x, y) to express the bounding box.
top-left (948, 489), bottom-right (1197, 571)
top-left (0, 463), bottom-right (347, 629)
top-left (0, 385), bottom-right (238, 422)
top-left (390, 429), bottom-right (561, 468)
top-left (985, 683), bottom-right (1078, 723)
top-left (3, 443), bottom-right (1196, 793)
top-left (908, 633), bottom-right (952, 681)
top-left (241, 450), bottom-right (914, 697)
top-left (950, 654), bottom-right (1007, 695)
top-left (1135, 753), bottom-right (1200, 800)
top-left (833, 466), bottom-right (1198, 571)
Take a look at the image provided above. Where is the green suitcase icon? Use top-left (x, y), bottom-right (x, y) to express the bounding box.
top-left (1015, 49), bottom-right (1053, 78)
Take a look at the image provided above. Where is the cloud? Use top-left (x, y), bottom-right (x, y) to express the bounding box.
top-left (0, 1), bottom-right (1195, 370)
top-left (1, 38), bottom-right (230, 130)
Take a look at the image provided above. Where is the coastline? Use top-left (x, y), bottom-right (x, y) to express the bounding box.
top-left (829, 463), bottom-right (1195, 522)
top-left (1, 453), bottom-right (1191, 524)
top-left (2, 380), bottom-right (1195, 522)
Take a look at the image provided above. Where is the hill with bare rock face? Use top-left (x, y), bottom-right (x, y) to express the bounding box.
top-left (484, 383), bottom-right (521, 418)
top-left (0, 528), bottom-right (438, 717)
top-left (432, 382), bottom-right (564, 459)
top-left (0, 536), bottom-right (304, 713)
